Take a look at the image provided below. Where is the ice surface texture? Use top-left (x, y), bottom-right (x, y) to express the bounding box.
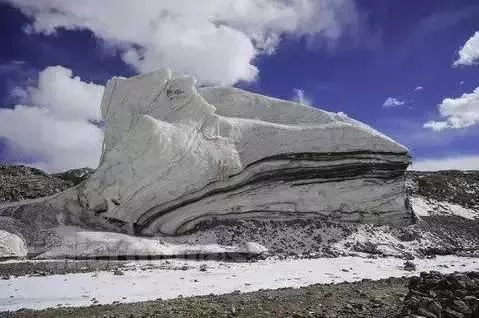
top-left (79, 69), bottom-right (412, 235)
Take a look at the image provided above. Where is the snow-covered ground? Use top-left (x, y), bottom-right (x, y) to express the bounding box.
top-left (410, 195), bottom-right (479, 219)
top-left (1, 256), bottom-right (478, 312)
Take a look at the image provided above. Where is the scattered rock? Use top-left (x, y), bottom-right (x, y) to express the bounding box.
top-left (113, 269), bottom-right (124, 276)
top-left (400, 271), bottom-right (479, 317)
top-left (417, 307), bottom-right (438, 318)
top-left (452, 299), bottom-right (471, 315)
top-left (443, 308), bottom-right (464, 318)
top-left (404, 261), bottom-right (416, 272)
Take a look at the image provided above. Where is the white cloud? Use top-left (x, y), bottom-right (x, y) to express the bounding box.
top-left (411, 155), bottom-right (479, 171)
top-left (8, 87), bottom-right (28, 103)
top-left (415, 86), bottom-right (423, 91)
top-left (423, 121), bottom-right (450, 131)
top-left (29, 66), bottom-right (103, 121)
top-left (292, 88), bottom-right (313, 106)
top-left (423, 86), bottom-right (479, 131)
top-left (0, 66), bottom-right (104, 172)
top-left (382, 97), bottom-right (405, 108)
top-left (454, 31), bottom-right (479, 66)
top-left (7, 0), bottom-right (357, 86)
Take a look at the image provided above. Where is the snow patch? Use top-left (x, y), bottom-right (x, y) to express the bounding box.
top-left (0, 256), bottom-right (478, 311)
top-left (410, 195), bottom-right (479, 219)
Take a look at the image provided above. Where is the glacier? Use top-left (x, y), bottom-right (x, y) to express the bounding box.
top-left (0, 68), bottom-right (413, 257)
top-left (79, 68), bottom-right (412, 236)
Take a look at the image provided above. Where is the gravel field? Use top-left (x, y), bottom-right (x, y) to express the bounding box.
top-left (3, 276), bottom-right (409, 318)
top-left (0, 260), bottom-right (126, 278)
top-left (3, 271), bottom-right (478, 317)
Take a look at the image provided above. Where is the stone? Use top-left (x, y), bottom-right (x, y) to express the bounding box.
top-left (428, 300), bottom-right (442, 316)
top-left (455, 290), bottom-right (468, 298)
top-left (452, 300), bottom-right (472, 314)
top-left (463, 295), bottom-right (479, 305)
top-left (417, 307), bottom-right (438, 318)
top-left (404, 261), bottom-right (417, 271)
top-left (113, 269), bottom-right (124, 276)
top-left (443, 309), bottom-right (464, 318)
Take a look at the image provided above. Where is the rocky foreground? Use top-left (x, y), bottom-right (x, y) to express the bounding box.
top-left (0, 166), bottom-right (478, 317)
top-left (400, 271), bottom-right (479, 317)
top-left (0, 272), bottom-right (477, 318)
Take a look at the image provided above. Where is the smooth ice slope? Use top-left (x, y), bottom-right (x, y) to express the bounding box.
top-left (79, 68), bottom-right (412, 235)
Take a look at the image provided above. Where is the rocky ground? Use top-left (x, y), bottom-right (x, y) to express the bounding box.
top-left (0, 260), bottom-right (125, 278)
top-left (1, 272), bottom-right (477, 318)
top-left (0, 258), bottom-right (213, 278)
top-left (0, 166), bottom-right (478, 317)
top-left (406, 170), bottom-right (479, 209)
top-left (399, 271), bottom-right (479, 317)
top-left (3, 276), bottom-right (409, 317)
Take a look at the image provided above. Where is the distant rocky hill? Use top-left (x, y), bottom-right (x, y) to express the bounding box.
top-left (406, 170), bottom-right (479, 209)
top-left (53, 168), bottom-right (95, 188)
top-left (0, 165), bottom-right (93, 203)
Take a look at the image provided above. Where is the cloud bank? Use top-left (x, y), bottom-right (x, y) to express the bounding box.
top-left (424, 86), bottom-right (479, 131)
top-left (7, 0), bottom-right (358, 86)
top-left (0, 66), bottom-right (104, 172)
top-left (1, 1), bottom-right (359, 171)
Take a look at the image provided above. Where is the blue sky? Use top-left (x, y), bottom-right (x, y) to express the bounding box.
top-left (0, 0), bottom-right (478, 171)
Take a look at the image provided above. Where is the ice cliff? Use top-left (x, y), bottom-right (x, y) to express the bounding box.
top-left (0, 69), bottom-right (415, 258)
top-left (78, 69), bottom-right (412, 236)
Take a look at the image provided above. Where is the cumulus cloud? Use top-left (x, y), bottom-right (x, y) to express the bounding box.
top-left (454, 31), bottom-right (479, 66)
top-left (292, 88), bottom-right (313, 106)
top-left (7, 0), bottom-right (357, 86)
top-left (411, 155), bottom-right (479, 171)
top-left (0, 66), bottom-right (104, 172)
top-left (8, 87), bottom-right (28, 103)
top-left (415, 86), bottom-right (423, 91)
top-left (382, 97), bottom-right (405, 108)
top-left (423, 86), bottom-right (479, 131)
